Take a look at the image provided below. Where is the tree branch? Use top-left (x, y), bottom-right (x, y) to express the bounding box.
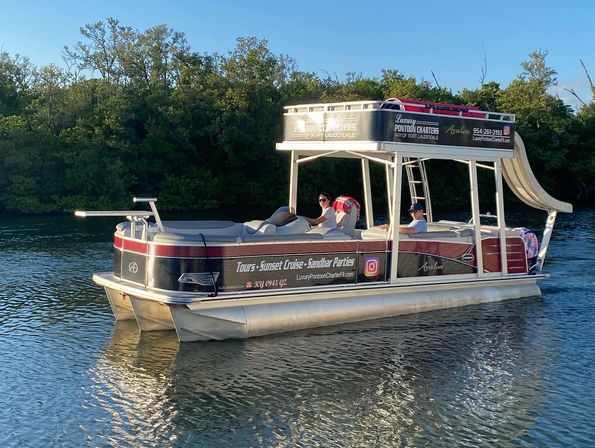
top-left (431, 71), bottom-right (441, 89)
top-left (563, 87), bottom-right (587, 106)
top-left (580, 58), bottom-right (594, 92)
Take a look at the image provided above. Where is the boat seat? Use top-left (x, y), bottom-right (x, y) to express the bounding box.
top-left (361, 226), bottom-right (475, 240)
top-left (333, 196), bottom-right (360, 237)
top-left (117, 220), bottom-right (243, 237)
top-left (162, 220), bottom-right (242, 236)
top-left (153, 231), bottom-right (326, 244)
top-left (307, 226), bottom-right (352, 240)
top-left (275, 216), bottom-right (311, 234)
top-left (241, 207), bottom-right (310, 236)
top-left (406, 229), bottom-right (474, 239)
top-left (163, 220), bottom-right (237, 230)
top-left (361, 226), bottom-right (390, 239)
top-left (241, 220), bottom-right (276, 235)
top-left (115, 221), bottom-right (145, 237)
top-left (153, 232), bottom-right (240, 243)
top-left (242, 233), bottom-right (324, 242)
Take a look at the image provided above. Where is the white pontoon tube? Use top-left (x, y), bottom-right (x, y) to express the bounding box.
top-left (501, 133), bottom-right (573, 272)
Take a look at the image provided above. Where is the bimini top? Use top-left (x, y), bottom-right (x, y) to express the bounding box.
top-left (278, 99), bottom-right (516, 158)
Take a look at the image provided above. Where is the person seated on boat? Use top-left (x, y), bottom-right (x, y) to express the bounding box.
top-left (303, 192), bottom-right (337, 229)
top-left (379, 203), bottom-right (427, 234)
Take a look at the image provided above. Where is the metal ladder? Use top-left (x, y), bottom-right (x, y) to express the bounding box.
top-left (403, 157), bottom-right (433, 222)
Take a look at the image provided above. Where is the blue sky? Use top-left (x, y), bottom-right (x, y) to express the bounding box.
top-left (1, 0), bottom-right (593, 107)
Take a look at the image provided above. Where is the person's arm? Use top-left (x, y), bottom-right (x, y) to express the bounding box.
top-left (305, 215), bottom-right (328, 225)
top-left (399, 225), bottom-right (418, 235)
top-left (379, 223), bottom-right (417, 234)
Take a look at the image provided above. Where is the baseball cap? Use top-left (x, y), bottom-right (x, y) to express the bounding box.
top-left (408, 203), bottom-right (423, 212)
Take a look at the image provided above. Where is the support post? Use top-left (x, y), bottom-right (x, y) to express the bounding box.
top-left (494, 160), bottom-right (508, 275)
top-left (385, 164), bottom-right (394, 220)
top-left (389, 154), bottom-right (403, 283)
top-left (536, 210), bottom-right (557, 273)
top-left (469, 161), bottom-right (484, 276)
top-left (289, 151), bottom-right (299, 213)
top-left (362, 159), bottom-right (374, 229)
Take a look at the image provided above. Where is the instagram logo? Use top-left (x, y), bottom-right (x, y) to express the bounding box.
top-left (364, 256), bottom-right (380, 277)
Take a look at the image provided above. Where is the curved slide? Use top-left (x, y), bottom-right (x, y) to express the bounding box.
top-left (502, 133), bottom-right (572, 213)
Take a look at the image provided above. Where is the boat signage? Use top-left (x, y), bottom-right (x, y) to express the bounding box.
top-left (139, 251), bottom-right (389, 292)
top-left (397, 253), bottom-right (475, 277)
top-left (284, 110), bottom-right (515, 149)
top-left (119, 250), bottom-right (146, 283)
top-left (215, 252), bottom-right (387, 292)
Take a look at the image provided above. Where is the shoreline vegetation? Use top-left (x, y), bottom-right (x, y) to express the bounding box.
top-left (0, 18), bottom-right (593, 216)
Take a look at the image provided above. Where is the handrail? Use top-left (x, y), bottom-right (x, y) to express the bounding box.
top-left (133, 197), bottom-right (163, 231)
top-left (283, 100), bottom-right (515, 123)
top-left (74, 197), bottom-right (165, 239)
top-left (74, 211), bottom-right (154, 218)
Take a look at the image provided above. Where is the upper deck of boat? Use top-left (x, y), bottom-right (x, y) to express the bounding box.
top-left (276, 99), bottom-right (517, 162)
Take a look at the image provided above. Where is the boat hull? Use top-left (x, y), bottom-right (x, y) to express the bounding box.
top-left (128, 295), bottom-right (174, 331)
top-left (104, 287), bottom-right (135, 321)
top-left (93, 273), bottom-right (541, 342)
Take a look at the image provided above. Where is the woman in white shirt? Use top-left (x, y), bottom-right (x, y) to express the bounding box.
top-left (304, 193), bottom-right (337, 229)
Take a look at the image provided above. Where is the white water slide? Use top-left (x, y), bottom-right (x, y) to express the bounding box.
top-left (503, 133), bottom-right (572, 213)
top-left (502, 133), bottom-right (572, 271)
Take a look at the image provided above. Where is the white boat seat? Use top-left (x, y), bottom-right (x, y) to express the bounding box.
top-left (242, 233), bottom-right (324, 242)
top-left (162, 220), bottom-right (242, 236)
top-left (307, 226), bottom-right (352, 240)
top-left (333, 196), bottom-right (360, 237)
top-left (163, 220), bottom-right (236, 229)
top-left (241, 220), bottom-right (276, 235)
top-left (406, 229), bottom-right (474, 239)
top-left (361, 226), bottom-right (475, 240)
top-left (275, 216), bottom-right (311, 234)
top-left (153, 231), bottom-right (328, 244)
top-left (153, 232), bottom-right (240, 243)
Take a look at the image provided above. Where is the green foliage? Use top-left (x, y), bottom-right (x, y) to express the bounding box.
top-left (381, 69), bottom-right (457, 103)
top-left (0, 20), bottom-right (593, 215)
top-left (460, 81), bottom-right (502, 111)
top-left (497, 50), bottom-right (582, 198)
top-left (0, 51), bottom-right (33, 115)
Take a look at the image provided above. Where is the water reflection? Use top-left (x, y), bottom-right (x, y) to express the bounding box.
top-left (88, 322), bottom-right (180, 446)
top-left (89, 298), bottom-right (555, 447)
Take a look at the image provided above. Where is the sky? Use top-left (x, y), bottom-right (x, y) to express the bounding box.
top-left (0, 0), bottom-right (593, 108)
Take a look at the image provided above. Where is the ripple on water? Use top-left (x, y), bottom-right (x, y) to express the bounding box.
top-left (0, 211), bottom-right (594, 447)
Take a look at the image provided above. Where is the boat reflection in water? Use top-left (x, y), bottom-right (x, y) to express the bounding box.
top-left (89, 322), bottom-right (180, 445)
top-left (91, 298), bottom-right (554, 446)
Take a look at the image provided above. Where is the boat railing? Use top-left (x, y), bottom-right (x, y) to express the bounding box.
top-left (467, 212), bottom-right (499, 224)
top-left (284, 100), bottom-right (515, 123)
top-left (75, 197), bottom-right (164, 240)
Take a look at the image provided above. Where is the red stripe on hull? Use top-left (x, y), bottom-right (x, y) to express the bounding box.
top-left (114, 235), bottom-right (389, 258)
top-left (113, 234), bottom-right (528, 274)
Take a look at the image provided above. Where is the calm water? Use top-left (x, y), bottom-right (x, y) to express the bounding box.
top-left (0, 210), bottom-right (593, 447)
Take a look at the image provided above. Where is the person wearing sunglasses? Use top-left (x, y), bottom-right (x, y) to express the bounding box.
top-left (379, 202), bottom-right (427, 234)
top-left (303, 193), bottom-right (337, 229)
top-left (400, 202), bottom-right (427, 234)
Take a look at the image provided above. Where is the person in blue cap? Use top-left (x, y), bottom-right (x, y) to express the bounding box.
top-left (379, 203), bottom-right (427, 234)
top-left (400, 203), bottom-right (427, 234)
